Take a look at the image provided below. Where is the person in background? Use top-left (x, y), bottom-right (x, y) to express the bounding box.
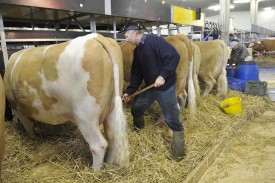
top-left (120, 22), bottom-right (185, 162)
top-left (229, 41), bottom-right (250, 67)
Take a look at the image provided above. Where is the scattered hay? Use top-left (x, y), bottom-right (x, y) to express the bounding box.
top-left (2, 90), bottom-right (273, 182)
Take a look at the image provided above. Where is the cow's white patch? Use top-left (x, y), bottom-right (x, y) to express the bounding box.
top-left (24, 81), bottom-right (37, 94)
top-left (24, 82), bottom-right (46, 113)
top-left (34, 33), bottom-right (101, 124)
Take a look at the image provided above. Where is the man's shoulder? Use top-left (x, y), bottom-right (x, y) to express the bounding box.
top-left (146, 34), bottom-right (164, 42)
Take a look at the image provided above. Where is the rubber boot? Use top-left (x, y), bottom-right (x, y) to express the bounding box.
top-left (172, 130), bottom-right (185, 162)
top-left (133, 116), bottom-right (144, 131)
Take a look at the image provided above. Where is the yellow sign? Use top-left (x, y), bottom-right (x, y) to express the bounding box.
top-left (173, 6), bottom-right (204, 27)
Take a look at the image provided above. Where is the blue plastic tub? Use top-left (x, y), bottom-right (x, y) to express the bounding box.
top-left (236, 61), bottom-right (259, 81)
top-left (227, 77), bottom-right (247, 92)
top-left (226, 67), bottom-right (236, 78)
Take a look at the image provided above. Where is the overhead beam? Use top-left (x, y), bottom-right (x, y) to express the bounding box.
top-left (0, 0), bottom-right (105, 14)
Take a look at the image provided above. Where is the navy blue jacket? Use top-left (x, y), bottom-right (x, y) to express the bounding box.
top-left (126, 35), bottom-right (180, 95)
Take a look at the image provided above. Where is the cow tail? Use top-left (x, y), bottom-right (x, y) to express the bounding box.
top-left (109, 63), bottom-right (129, 166)
top-left (192, 43), bottom-right (201, 97)
top-left (187, 45), bottom-right (196, 121)
top-left (218, 40), bottom-right (228, 96)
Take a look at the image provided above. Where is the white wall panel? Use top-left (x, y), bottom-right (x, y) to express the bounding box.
top-left (206, 10), bottom-right (275, 32)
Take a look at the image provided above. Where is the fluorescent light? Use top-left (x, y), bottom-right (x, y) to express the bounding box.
top-left (234, 0), bottom-right (250, 3)
top-left (264, 7), bottom-right (272, 11)
top-left (208, 4), bottom-right (235, 11)
top-left (208, 5), bottom-right (220, 11)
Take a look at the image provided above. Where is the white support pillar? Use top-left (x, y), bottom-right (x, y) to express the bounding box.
top-left (250, 0), bottom-right (258, 25)
top-left (90, 14), bottom-right (96, 33)
top-left (219, 0), bottom-right (230, 45)
top-left (113, 17), bottom-right (117, 40)
top-left (191, 26), bottom-right (194, 41)
top-left (0, 14), bottom-right (8, 68)
top-left (176, 24), bottom-right (180, 34)
top-left (156, 22), bottom-right (161, 37)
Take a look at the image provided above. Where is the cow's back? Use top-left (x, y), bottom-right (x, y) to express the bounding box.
top-left (0, 76), bottom-right (5, 182)
top-left (4, 34), bottom-right (115, 125)
top-left (119, 42), bottom-right (135, 91)
top-left (195, 40), bottom-right (224, 78)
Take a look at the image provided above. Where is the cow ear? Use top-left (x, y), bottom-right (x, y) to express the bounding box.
top-left (257, 41), bottom-right (261, 44)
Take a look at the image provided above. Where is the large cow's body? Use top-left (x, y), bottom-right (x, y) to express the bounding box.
top-left (4, 33), bottom-right (129, 169)
top-left (0, 76), bottom-right (5, 183)
top-left (165, 35), bottom-right (198, 118)
top-left (194, 40), bottom-right (228, 96)
top-left (249, 40), bottom-right (275, 54)
top-left (172, 35), bottom-right (201, 97)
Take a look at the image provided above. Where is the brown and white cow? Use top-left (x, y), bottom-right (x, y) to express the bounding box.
top-left (249, 39), bottom-right (275, 54)
top-left (4, 33), bottom-right (129, 170)
top-left (0, 76), bottom-right (5, 183)
top-left (194, 40), bottom-right (228, 96)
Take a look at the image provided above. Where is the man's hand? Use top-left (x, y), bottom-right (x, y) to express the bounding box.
top-left (155, 76), bottom-right (165, 87)
top-left (122, 93), bottom-right (131, 104)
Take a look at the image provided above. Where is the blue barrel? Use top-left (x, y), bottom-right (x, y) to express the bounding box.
top-left (236, 61), bottom-right (259, 81)
top-left (226, 67), bottom-right (236, 78)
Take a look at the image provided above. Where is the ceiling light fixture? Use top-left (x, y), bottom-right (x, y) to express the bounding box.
top-left (233, 0), bottom-right (250, 3)
top-left (162, 1), bottom-right (165, 4)
top-left (208, 4), bottom-right (235, 11)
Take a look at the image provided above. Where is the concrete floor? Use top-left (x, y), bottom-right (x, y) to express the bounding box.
top-left (198, 109), bottom-right (275, 183)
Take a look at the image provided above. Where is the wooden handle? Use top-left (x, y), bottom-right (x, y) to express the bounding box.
top-left (129, 84), bottom-right (155, 98)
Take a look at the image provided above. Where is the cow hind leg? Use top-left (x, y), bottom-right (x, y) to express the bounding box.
top-left (178, 90), bottom-right (187, 108)
top-left (216, 69), bottom-right (227, 97)
top-left (202, 75), bottom-right (216, 96)
top-left (193, 74), bottom-right (200, 97)
top-left (14, 109), bottom-right (36, 137)
top-left (75, 116), bottom-right (108, 170)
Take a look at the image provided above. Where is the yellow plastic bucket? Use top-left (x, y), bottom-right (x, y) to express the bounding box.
top-left (221, 97), bottom-right (242, 115)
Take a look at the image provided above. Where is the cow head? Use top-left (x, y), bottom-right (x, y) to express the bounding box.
top-left (249, 40), bottom-right (264, 53)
